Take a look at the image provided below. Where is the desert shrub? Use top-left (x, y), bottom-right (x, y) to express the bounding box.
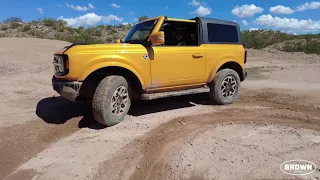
top-left (56, 32), bottom-right (103, 44)
top-left (3, 17), bottom-right (22, 23)
top-left (57, 28), bottom-right (65, 32)
top-left (105, 36), bottom-right (115, 42)
top-left (118, 24), bottom-right (125, 29)
top-left (97, 25), bottom-right (105, 29)
top-left (282, 39), bottom-right (320, 54)
top-left (54, 34), bottom-right (68, 41)
top-left (105, 25), bottom-right (116, 31)
top-left (31, 20), bottom-right (40, 24)
top-left (0, 26), bottom-right (9, 31)
top-left (138, 16), bottom-right (148, 22)
top-left (42, 17), bottom-right (56, 26)
top-left (241, 30), bottom-right (293, 49)
top-left (58, 20), bottom-right (67, 29)
top-left (67, 27), bottom-right (80, 34)
top-left (57, 20), bottom-right (67, 27)
top-left (22, 25), bottom-right (31, 32)
top-left (109, 28), bottom-right (117, 34)
top-left (85, 28), bottom-right (102, 36)
top-left (10, 22), bottom-right (21, 29)
top-left (240, 30), bottom-right (320, 54)
top-left (95, 29), bottom-right (103, 36)
top-left (28, 29), bottom-right (45, 38)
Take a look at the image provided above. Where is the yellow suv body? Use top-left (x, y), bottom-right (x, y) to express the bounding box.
top-left (52, 16), bottom-right (247, 126)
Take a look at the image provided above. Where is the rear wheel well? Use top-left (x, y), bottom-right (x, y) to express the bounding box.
top-left (78, 66), bottom-right (143, 102)
top-left (217, 61), bottom-right (244, 81)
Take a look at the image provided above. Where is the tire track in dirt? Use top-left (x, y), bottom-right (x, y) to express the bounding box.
top-left (95, 89), bottom-right (320, 180)
top-left (129, 112), bottom-right (319, 180)
top-left (0, 118), bottom-right (81, 179)
top-left (0, 96), bottom-right (98, 179)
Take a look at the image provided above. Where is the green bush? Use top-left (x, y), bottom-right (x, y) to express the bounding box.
top-left (241, 30), bottom-right (293, 49)
top-left (241, 30), bottom-right (320, 54)
top-left (282, 39), bottom-right (320, 54)
top-left (67, 27), bottom-right (80, 34)
top-left (56, 32), bottom-right (103, 44)
top-left (97, 25), bottom-right (105, 29)
top-left (85, 28), bottom-right (102, 36)
top-left (105, 25), bottom-right (114, 30)
top-left (57, 20), bottom-right (67, 27)
top-left (42, 17), bottom-right (57, 26)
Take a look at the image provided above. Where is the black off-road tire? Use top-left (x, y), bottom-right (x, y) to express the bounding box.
top-left (92, 75), bottom-right (132, 126)
top-left (209, 68), bottom-right (240, 105)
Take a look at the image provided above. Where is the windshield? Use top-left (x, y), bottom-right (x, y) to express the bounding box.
top-left (123, 19), bottom-right (157, 43)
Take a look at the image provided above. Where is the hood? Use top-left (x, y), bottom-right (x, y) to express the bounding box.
top-left (55, 42), bottom-right (145, 55)
top-left (61, 43), bottom-right (84, 53)
top-left (54, 43), bottom-right (85, 55)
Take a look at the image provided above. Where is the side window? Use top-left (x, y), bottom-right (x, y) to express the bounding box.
top-left (161, 21), bottom-right (199, 46)
top-left (207, 23), bottom-right (239, 43)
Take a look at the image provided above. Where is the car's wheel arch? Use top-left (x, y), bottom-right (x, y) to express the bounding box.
top-left (207, 60), bottom-right (244, 84)
top-left (77, 63), bottom-right (145, 102)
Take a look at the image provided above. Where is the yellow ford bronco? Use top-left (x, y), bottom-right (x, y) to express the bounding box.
top-left (52, 16), bottom-right (247, 126)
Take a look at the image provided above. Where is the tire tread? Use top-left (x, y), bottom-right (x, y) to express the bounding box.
top-left (209, 68), bottom-right (240, 105)
top-left (92, 75), bottom-right (130, 126)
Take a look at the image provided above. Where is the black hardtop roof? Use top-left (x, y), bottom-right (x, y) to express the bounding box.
top-left (190, 17), bottom-right (239, 26)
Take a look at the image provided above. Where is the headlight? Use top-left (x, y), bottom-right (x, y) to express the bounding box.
top-left (53, 54), bottom-right (69, 75)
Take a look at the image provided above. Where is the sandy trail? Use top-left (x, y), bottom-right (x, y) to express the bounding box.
top-left (1, 38), bottom-right (320, 180)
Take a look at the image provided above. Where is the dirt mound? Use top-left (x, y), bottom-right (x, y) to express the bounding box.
top-left (264, 38), bottom-right (320, 54)
top-left (0, 20), bottom-right (130, 43)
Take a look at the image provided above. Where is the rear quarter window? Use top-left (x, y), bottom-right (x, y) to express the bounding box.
top-left (207, 23), bottom-right (239, 43)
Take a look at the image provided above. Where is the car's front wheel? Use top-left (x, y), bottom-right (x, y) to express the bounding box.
top-left (92, 75), bottom-right (132, 126)
top-left (209, 68), bottom-right (240, 105)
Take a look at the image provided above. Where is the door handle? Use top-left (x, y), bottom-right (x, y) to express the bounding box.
top-left (193, 53), bottom-right (203, 58)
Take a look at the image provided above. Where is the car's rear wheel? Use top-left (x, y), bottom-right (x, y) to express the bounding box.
top-left (92, 75), bottom-right (132, 126)
top-left (209, 68), bottom-right (240, 105)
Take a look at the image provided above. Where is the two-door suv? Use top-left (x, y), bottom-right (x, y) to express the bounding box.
top-left (52, 16), bottom-right (247, 126)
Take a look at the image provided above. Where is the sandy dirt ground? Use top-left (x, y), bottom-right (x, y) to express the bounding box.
top-left (1, 37), bottom-right (320, 180)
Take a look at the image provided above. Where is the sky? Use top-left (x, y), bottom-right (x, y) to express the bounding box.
top-left (0, 0), bottom-right (319, 34)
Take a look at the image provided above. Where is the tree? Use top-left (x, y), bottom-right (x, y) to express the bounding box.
top-left (138, 16), bottom-right (148, 22)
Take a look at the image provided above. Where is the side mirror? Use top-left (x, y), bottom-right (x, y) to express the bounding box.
top-left (148, 31), bottom-right (165, 45)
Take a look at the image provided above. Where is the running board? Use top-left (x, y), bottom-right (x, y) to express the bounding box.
top-left (141, 87), bottom-right (210, 100)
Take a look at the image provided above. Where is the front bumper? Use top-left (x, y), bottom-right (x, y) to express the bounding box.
top-left (52, 76), bottom-right (82, 102)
